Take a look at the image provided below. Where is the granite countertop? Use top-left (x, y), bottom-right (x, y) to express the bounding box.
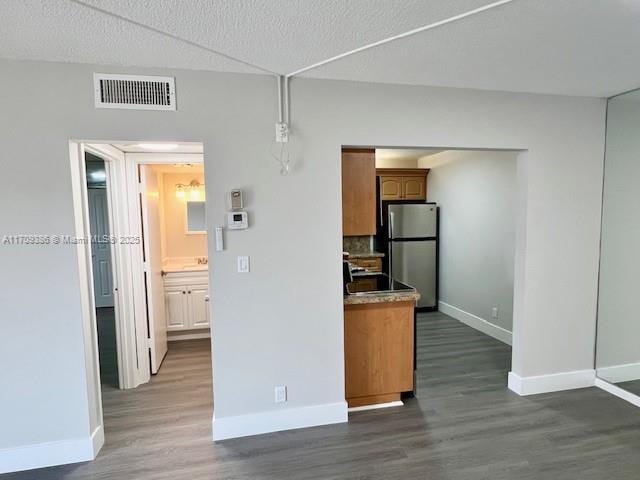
top-left (347, 251), bottom-right (386, 259)
top-left (344, 291), bottom-right (421, 305)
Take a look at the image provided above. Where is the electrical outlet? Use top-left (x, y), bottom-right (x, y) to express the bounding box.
top-left (237, 255), bottom-right (250, 273)
top-left (275, 122), bottom-right (289, 143)
top-left (492, 307), bottom-right (499, 319)
top-left (274, 385), bottom-right (287, 403)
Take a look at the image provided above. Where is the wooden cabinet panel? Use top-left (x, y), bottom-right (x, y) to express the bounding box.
top-left (342, 149), bottom-right (376, 236)
top-left (350, 257), bottom-right (383, 272)
top-left (189, 286), bottom-right (210, 328)
top-left (402, 176), bottom-right (426, 200)
top-left (344, 301), bottom-right (414, 406)
top-left (380, 176), bottom-right (402, 200)
top-left (165, 287), bottom-right (188, 330)
top-left (377, 169), bottom-right (429, 201)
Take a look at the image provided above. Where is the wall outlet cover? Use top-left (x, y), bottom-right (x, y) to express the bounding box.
top-left (274, 385), bottom-right (287, 403)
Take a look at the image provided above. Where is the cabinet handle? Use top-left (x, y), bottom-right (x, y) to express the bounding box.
top-left (188, 290), bottom-right (192, 294)
top-left (182, 291), bottom-right (186, 294)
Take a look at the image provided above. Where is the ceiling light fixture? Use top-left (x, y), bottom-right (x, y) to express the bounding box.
top-left (137, 143), bottom-right (179, 151)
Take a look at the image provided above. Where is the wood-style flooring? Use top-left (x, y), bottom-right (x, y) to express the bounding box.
top-left (7, 312), bottom-right (640, 479)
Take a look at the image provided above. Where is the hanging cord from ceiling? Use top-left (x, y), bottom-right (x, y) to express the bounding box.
top-left (271, 75), bottom-right (292, 175)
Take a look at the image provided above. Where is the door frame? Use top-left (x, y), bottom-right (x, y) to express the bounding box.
top-left (125, 153), bottom-right (205, 381)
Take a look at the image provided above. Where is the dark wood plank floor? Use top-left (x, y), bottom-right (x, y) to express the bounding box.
top-left (8, 312), bottom-right (640, 479)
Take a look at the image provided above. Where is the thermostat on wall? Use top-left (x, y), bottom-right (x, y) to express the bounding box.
top-left (229, 189), bottom-right (244, 210)
top-left (226, 211), bottom-right (248, 230)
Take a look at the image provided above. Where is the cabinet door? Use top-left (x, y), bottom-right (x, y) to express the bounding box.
top-left (188, 286), bottom-right (210, 328)
top-left (342, 149), bottom-right (376, 236)
top-left (380, 176), bottom-right (403, 200)
top-left (165, 288), bottom-right (188, 330)
top-left (402, 176), bottom-right (426, 200)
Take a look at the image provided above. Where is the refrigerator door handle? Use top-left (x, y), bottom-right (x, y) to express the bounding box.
top-left (389, 211), bottom-right (395, 240)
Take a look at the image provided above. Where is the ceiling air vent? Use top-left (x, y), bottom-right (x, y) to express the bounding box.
top-left (93, 73), bottom-right (176, 111)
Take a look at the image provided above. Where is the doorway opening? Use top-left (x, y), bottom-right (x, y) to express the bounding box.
top-left (341, 146), bottom-right (525, 411)
top-left (70, 140), bottom-right (212, 457)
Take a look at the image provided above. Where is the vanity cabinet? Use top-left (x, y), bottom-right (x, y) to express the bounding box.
top-left (163, 271), bottom-right (210, 331)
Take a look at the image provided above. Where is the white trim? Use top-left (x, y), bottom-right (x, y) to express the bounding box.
top-left (0, 426), bottom-right (102, 475)
top-left (91, 425), bottom-right (104, 454)
top-left (595, 378), bottom-right (640, 408)
top-left (596, 362), bottom-right (640, 384)
top-left (212, 402), bottom-right (348, 441)
top-left (438, 301), bottom-right (512, 345)
top-left (348, 400), bottom-right (403, 412)
top-left (168, 331), bottom-right (211, 341)
top-left (508, 370), bottom-right (595, 396)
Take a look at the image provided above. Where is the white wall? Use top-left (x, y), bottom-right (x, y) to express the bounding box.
top-left (426, 150), bottom-right (517, 333)
top-left (596, 90), bottom-right (640, 381)
top-left (0, 58), bottom-right (605, 469)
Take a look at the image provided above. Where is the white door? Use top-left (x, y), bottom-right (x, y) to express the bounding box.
top-left (88, 188), bottom-right (114, 308)
top-left (140, 165), bottom-right (168, 374)
top-left (189, 286), bottom-right (210, 328)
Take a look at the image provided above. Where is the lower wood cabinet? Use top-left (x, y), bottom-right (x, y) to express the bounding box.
top-left (164, 271), bottom-right (210, 331)
top-left (344, 301), bottom-right (415, 408)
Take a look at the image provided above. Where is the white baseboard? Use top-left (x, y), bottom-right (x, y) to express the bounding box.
top-left (167, 331), bottom-right (211, 341)
top-left (508, 369), bottom-right (595, 396)
top-left (595, 378), bottom-right (640, 408)
top-left (212, 401), bottom-right (348, 441)
top-left (438, 301), bottom-right (512, 345)
top-left (596, 362), bottom-right (640, 384)
top-left (0, 425), bottom-right (102, 475)
top-left (348, 400), bottom-right (403, 412)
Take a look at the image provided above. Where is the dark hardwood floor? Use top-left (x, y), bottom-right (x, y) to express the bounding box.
top-left (8, 312), bottom-right (640, 479)
top-left (96, 307), bottom-right (118, 388)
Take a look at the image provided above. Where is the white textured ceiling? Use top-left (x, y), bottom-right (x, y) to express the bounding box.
top-left (1, 0), bottom-right (639, 96)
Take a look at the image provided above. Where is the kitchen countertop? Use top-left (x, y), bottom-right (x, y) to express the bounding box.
top-left (346, 251), bottom-right (385, 259)
top-left (344, 291), bottom-right (420, 305)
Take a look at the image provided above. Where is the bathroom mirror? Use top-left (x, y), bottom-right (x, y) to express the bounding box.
top-left (186, 201), bottom-right (206, 234)
top-left (595, 87), bottom-right (640, 397)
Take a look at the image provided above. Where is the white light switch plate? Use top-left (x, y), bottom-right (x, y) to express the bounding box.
top-left (237, 255), bottom-right (250, 273)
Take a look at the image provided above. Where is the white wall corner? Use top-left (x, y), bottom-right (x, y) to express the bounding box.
top-left (438, 301), bottom-right (512, 345)
top-left (212, 401), bottom-right (348, 441)
top-left (0, 425), bottom-right (102, 475)
top-left (508, 369), bottom-right (596, 396)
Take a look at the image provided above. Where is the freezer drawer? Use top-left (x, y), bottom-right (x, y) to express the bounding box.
top-left (391, 240), bottom-right (436, 308)
top-left (389, 204), bottom-right (437, 239)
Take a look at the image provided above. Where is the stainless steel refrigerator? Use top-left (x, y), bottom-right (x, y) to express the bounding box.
top-left (387, 203), bottom-right (438, 309)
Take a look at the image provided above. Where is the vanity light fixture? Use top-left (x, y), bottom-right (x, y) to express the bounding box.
top-left (175, 180), bottom-right (205, 200)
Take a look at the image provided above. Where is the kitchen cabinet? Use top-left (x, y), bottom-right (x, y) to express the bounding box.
top-left (344, 300), bottom-right (415, 407)
top-left (342, 149), bottom-right (376, 236)
top-left (349, 257), bottom-right (383, 272)
top-left (163, 271), bottom-right (210, 331)
top-left (377, 169), bottom-right (429, 201)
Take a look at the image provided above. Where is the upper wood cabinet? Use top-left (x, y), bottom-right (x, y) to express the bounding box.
top-left (342, 149), bottom-right (376, 236)
top-left (377, 169), bottom-right (429, 201)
